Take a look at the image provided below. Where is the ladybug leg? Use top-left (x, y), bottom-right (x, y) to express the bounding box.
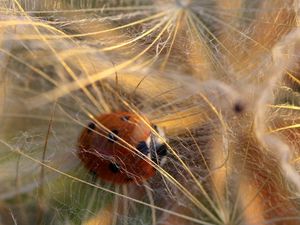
top-left (89, 170), bottom-right (98, 183)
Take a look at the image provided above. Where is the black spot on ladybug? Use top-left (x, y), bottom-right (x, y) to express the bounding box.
top-left (136, 141), bottom-right (149, 155)
top-left (108, 130), bottom-right (118, 143)
top-left (87, 122), bottom-right (96, 133)
top-left (121, 115), bottom-right (130, 121)
top-left (108, 163), bottom-right (120, 173)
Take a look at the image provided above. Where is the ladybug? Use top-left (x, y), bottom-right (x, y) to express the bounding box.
top-left (78, 112), bottom-right (167, 184)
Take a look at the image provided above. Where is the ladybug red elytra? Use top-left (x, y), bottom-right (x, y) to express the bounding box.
top-left (78, 112), bottom-right (167, 184)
